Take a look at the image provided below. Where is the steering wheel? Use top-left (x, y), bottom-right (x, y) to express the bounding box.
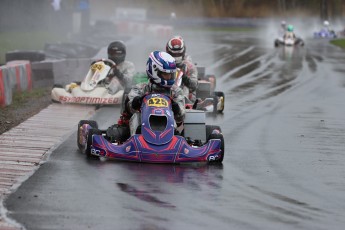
top-left (100, 58), bottom-right (116, 68)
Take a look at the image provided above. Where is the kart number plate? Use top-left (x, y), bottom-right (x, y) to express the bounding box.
top-left (91, 63), bottom-right (105, 72)
top-left (147, 98), bottom-right (168, 107)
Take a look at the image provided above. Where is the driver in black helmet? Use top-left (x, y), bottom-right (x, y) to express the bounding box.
top-left (95, 40), bottom-right (136, 95)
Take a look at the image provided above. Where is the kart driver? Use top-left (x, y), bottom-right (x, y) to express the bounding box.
top-left (89, 40), bottom-right (136, 95)
top-left (103, 40), bottom-right (136, 94)
top-left (127, 51), bottom-right (185, 136)
top-left (283, 25), bottom-right (297, 39)
top-left (280, 20), bottom-right (287, 35)
top-left (166, 36), bottom-right (198, 103)
top-left (107, 51), bottom-right (185, 141)
top-left (322, 20), bottom-right (336, 34)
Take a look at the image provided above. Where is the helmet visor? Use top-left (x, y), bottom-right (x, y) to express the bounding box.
top-left (158, 70), bottom-right (175, 80)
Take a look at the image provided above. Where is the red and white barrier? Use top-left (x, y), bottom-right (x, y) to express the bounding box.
top-left (0, 66), bottom-right (12, 107)
top-left (0, 67), bottom-right (6, 106)
top-left (6, 60), bottom-right (32, 92)
top-left (0, 61), bottom-right (32, 107)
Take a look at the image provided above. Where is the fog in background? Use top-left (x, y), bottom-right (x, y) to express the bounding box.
top-left (1, 0), bottom-right (345, 69)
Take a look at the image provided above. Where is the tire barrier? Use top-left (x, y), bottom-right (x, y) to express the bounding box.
top-left (6, 60), bottom-right (32, 92)
top-left (44, 42), bottom-right (99, 59)
top-left (5, 50), bottom-right (45, 63)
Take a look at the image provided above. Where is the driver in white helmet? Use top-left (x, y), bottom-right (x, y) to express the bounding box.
top-left (280, 20), bottom-right (287, 33)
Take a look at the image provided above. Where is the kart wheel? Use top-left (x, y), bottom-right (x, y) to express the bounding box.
top-left (85, 128), bottom-right (102, 158)
top-left (77, 120), bottom-right (98, 153)
top-left (274, 40), bottom-right (279, 47)
top-left (214, 91), bottom-right (225, 113)
top-left (206, 125), bottom-right (222, 138)
top-left (206, 125), bottom-right (224, 163)
top-left (106, 124), bottom-right (130, 143)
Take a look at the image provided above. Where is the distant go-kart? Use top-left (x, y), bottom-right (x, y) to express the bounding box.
top-left (274, 33), bottom-right (305, 47)
top-left (313, 28), bottom-right (337, 39)
top-left (176, 66), bottom-right (224, 113)
top-left (77, 93), bottom-right (225, 163)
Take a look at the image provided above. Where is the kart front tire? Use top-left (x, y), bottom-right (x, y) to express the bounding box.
top-left (85, 128), bottom-right (102, 158)
top-left (206, 125), bottom-right (224, 163)
top-left (214, 91), bottom-right (225, 113)
top-left (274, 40), bottom-right (279, 47)
top-left (77, 120), bottom-right (98, 153)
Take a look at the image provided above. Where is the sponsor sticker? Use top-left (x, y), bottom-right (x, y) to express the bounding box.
top-left (91, 63), bottom-right (105, 72)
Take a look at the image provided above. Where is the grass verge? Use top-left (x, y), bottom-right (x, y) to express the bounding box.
top-left (10, 88), bottom-right (51, 109)
top-left (0, 30), bottom-right (67, 64)
top-left (330, 39), bottom-right (345, 49)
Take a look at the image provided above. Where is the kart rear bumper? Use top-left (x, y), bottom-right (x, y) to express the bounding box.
top-left (51, 87), bottom-right (123, 104)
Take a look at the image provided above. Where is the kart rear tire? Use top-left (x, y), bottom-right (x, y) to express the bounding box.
top-left (85, 128), bottom-right (102, 158)
top-left (274, 40), bottom-right (279, 47)
top-left (206, 125), bottom-right (224, 163)
top-left (206, 125), bottom-right (222, 138)
top-left (77, 120), bottom-right (98, 153)
top-left (213, 91), bottom-right (225, 113)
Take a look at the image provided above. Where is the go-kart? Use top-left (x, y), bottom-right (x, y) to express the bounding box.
top-left (51, 59), bottom-right (147, 105)
top-left (77, 93), bottom-right (224, 163)
top-left (313, 28), bottom-right (337, 39)
top-left (274, 33), bottom-right (304, 47)
top-left (176, 66), bottom-right (225, 113)
top-left (51, 58), bottom-right (122, 104)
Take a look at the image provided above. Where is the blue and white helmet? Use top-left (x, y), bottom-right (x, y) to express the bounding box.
top-left (146, 51), bottom-right (176, 88)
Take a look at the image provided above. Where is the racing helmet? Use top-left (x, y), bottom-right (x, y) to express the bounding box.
top-left (287, 25), bottom-right (294, 32)
top-left (107, 40), bottom-right (126, 64)
top-left (146, 51), bottom-right (176, 88)
top-left (281, 21), bottom-right (286, 26)
top-left (166, 36), bottom-right (185, 66)
top-left (324, 20), bottom-right (329, 26)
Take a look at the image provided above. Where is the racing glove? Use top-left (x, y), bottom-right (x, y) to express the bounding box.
top-left (171, 100), bottom-right (181, 115)
top-left (182, 74), bottom-right (191, 86)
top-left (132, 96), bottom-right (143, 111)
top-left (180, 64), bottom-right (190, 86)
top-left (113, 68), bottom-right (124, 81)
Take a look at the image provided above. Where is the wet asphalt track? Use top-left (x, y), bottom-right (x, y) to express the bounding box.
top-left (4, 30), bottom-right (345, 230)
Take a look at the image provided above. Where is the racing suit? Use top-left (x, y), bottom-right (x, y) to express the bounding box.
top-left (104, 60), bottom-right (136, 95)
top-left (178, 54), bottom-right (198, 103)
top-left (127, 82), bottom-right (186, 136)
top-left (283, 31), bottom-right (296, 39)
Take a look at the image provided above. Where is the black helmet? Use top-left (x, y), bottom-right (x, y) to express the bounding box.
top-left (107, 40), bottom-right (126, 64)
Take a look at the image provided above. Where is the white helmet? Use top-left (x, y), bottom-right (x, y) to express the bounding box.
top-left (281, 20), bottom-right (286, 26)
top-left (324, 20), bottom-right (329, 26)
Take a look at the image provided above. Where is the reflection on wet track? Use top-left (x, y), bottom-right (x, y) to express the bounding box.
top-left (5, 31), bottom-right (345, 230)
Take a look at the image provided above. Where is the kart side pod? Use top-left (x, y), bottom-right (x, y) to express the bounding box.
top-left (183, 110), bottom-right (207, 143)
